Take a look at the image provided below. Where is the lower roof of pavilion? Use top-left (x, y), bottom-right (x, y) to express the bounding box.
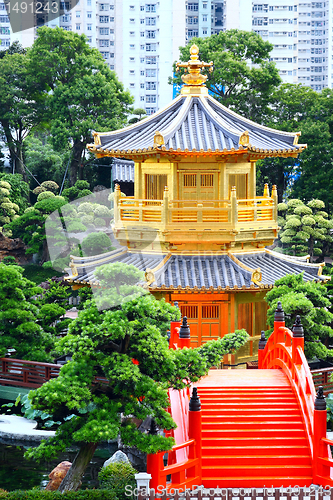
top-left (65, 248), bottom-right (326, 292)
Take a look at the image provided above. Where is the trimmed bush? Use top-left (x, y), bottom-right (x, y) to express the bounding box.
top-left (81, 232), bottom-right (114, 256)
top-left (37, 191), bottom-right (56, 202)
top-left (0, 490), bottom-right (117, 499)
top-left (98, 462), bottom-right (137, 500)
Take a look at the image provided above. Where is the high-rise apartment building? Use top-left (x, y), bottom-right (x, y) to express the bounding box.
top-left (0, 0), bottom-right (332, 110)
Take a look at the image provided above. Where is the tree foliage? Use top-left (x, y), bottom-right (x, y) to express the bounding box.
top-left (265, 273), bottom-right (333, 360)
top-left (0, 264), bottom-right (55, 361)
top-left (277, 198), bottom-right (333, 260)
top-left (172, 30), bottom-right (281, 123)
top-left (27, 27), bottom-right (133, 186)
top-left (25, 264), bottom-right (249, 491)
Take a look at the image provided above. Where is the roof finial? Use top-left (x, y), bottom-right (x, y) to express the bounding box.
top-left (176, 44), bottom-right (213, 87)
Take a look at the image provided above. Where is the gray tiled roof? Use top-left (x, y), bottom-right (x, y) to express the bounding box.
top-left (66, 249), bottom-right (323, 290)
top-left (112, 159), bottom-right (134, 182)
top-left (91, 94), bottom-right (304, 155)
top-left (152, 255), bottom-right (252, 290)
top-left (235, 251), bottom-right (324, 284)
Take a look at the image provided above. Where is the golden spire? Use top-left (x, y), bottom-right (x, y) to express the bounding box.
top-left (176, 44), bottom-right (213, 87)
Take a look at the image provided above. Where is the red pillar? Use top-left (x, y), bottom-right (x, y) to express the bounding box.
top-left (170, 321), bottom-right (181, 349)
top-left (178, 316), bottom-right (191, 349)
top-left (313, 386), bottom-right (329, 483)
top-left (274, 301), bottom-right (285, 345)
top-left (292, 315), bottom-right (304, 366)
top-left (258, 330), bottom-right (267, 369)
top-left (188, 387), bottom-right (202, 485)
top-left (146, 452), bottom-right (165, 492)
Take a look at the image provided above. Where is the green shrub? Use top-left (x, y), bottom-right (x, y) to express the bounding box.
top-left (37, 191), bottom-right (56, 201)
top-left (81, 232), bottom-right (114, 256)
top-left (0, 490), bottom-right (117, 499)
top-left (98, 462), bottom-right (137, 500)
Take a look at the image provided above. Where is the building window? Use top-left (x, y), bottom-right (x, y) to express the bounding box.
top-left (130, 44), bottom-right (135, 48)
top-left (146, 95), bottom-right (156, 103)
top-left (146, 107), bottom-right (156, 115)
top-left (87, 24), bottom-right (92, 30)
top-left (100, 27), bottom-right (109, 35)
top-left (62, 14), bottom-right (71, 22)
top-left (187, 3), bottom-right (198, 10)
top-left (202, 2), bottom-right (207, 8)
top-left (130, 18), bottom-right (135, 22)
top-left (146, 17), bottom-right (156, 25)
top-left (110, 53), bottom-right (114, 58)
top-left (146, 43), bottom-right (156, 51)
top-left (101, 52), bottom-right (109, 58)
top-left (140, 70), bottom-right (145, 75)
top-left (146, 68), bottom-right (156, 76)
top-left (130, 70), bottom-right (135, 74)
top-left (140, 96), bottom-right (145, 101)
top-left (140, 31), bottom-right (145, 36)
top-left (147, 30), bottom-right (156, 38)
top-left (140, 57), bottom-right (145, 62)
top-left (87, 11), bottom-right (92, 18)
top-left (146, 56), bottom-right (156, 64)
top-left (76, 24), bottom-right (81, 30)
top-left (203, 29), bottom-right (207, 34)
top-left (87, 0), bottom-right (91, 5)
top-left (130, 5), bottom-right (135, 9)
top-left (130, 57), bottom-right (135, 61)
top-left (202, 14), bottom-right (207, 21)
top-left (140, 5), bottom-right (145, 10)
top-left (110, 64), bottom-right (114, 69)
top-left (76, 10), bottom-right (81, 17)
top-left (99, 40), bottom-right (109, 47)
top-left (140, 83), bottom-right (145, 88)
top-left (146, 81), bottom-right (156, 90)
top-left (146, 4), bottom-right (156, 12)
top-left (100, 3), bottom-right (109, 10)
top-left (130, 83), bottom-right (135, 87)
top-left (87, 37), bottom-right (92, 43)
top-left (99, 16), bottom-right (109, 22)
top-left (130, 31), bottom-right (135, 35)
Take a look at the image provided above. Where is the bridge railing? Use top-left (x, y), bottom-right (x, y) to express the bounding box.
top-left (0, 358), bottom-right (61, 388)
top-left (259, 302), bottom-right (333, 486)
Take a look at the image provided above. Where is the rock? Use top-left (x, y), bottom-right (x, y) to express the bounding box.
top-left (45, 461), bottom-right (72, 491)
top-left (103, 450), bottom-right (129, 468)
top-left (0, 232), bottom-right (28, 264)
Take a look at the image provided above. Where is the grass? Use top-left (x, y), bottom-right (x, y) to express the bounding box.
top-left (22, 264), bottom-right (64, 285)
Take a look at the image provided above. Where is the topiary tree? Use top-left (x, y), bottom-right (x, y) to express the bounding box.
top-left (278, 198), bottom-right (333, 261)
top-left (81, 232), bottom-right (114, 257)
top-left (37, 279), bottom-right (72, 336)
top-left (6, 196), bottom-right (68, 262)
top-left (25, 263), bottom-right (249, 492)
top-left (0, 179), bottom-right (20, 227)
top-left (62, 180), bottom-right (93, 202)
top-left (265, 273), bottom-right (333, 360)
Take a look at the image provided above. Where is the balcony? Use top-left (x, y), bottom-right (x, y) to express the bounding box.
top-left (113, 185), bottom-right (278, 250)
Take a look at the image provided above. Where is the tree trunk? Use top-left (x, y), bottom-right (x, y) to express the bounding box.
top-left (70, 141), bottom-right (85, 186)
top-left (1, 120), bottom-right (29, 184)
top-left (58, 442), bottom-right (98, 492)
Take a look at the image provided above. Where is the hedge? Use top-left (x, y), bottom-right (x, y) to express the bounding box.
top-left (0, 491), bottom-right (117, 500)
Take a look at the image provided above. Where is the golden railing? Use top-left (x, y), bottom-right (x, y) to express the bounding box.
top-left (113, 184), bottom-right (278, 228)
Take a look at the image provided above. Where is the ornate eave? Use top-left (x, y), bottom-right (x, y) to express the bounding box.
top-left (88, 47), bottom-right (306, 162)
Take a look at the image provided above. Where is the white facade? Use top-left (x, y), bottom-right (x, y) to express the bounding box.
top-left (0, 0), bottom-right (332, 110)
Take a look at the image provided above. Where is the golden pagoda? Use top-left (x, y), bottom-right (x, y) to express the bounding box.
top-left (68, 46), bottom-right (324, 364)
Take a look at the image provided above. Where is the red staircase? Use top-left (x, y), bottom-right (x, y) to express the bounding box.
top-left (147, 305), bottom-right (333, 490)
top-left (198, 371), bottom-right (313, 487)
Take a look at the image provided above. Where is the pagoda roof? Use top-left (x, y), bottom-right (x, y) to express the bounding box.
top-left (88, 93), bottom-right (306, 160)
top-left (65, 248), bottom-right (325, 292)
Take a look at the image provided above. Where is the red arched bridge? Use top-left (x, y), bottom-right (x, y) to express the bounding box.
top-left (1, 303), bottom-right (333, 488)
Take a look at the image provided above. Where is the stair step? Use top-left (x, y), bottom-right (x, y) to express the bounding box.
top-left (202, 455), bottom-right (312, 466)
top-left (202, 437), bottom-right (309, 446)
top-left (202, 445), bottom-right (310, 456)
top-left (201, 421), bottom-right (304, 429)
top-left (203, 408), bottom-right (301, 415)
top-left (202, 477), bottom-right (313, 488)
top-left (202, 414), bottom-right (302, 421)
top-left (202, 428), bottom-right (306, 438)
top-left (201, 402), bottom-right (299, 408)
top-left (202, 465), bottom-right (313, 478)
